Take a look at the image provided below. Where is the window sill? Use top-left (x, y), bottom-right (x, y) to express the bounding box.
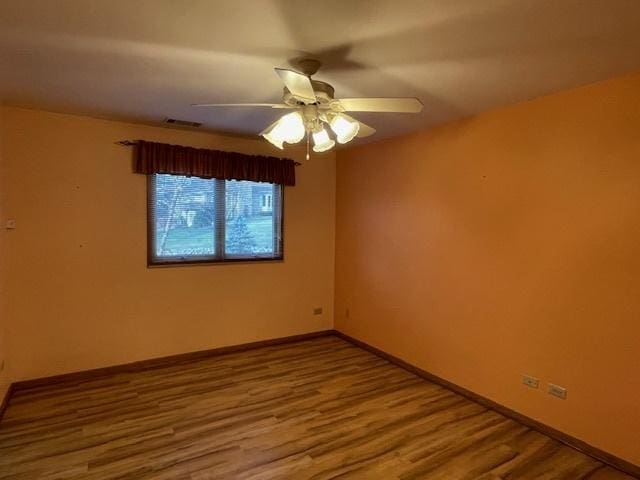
top-left (147, 256), bottom-right (284, 268)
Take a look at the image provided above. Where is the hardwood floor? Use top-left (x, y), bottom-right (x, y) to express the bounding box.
top-left (0, 336), bottom-right (634, 479)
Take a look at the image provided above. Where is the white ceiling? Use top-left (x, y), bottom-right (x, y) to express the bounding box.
top-left (1, 0), bottom-right (639, 143)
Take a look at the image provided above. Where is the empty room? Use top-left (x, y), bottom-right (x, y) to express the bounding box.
top-left (0, 1), bottom-right (639, 478)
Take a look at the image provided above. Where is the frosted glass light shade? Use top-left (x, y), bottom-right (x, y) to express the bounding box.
top-left (261, 112), bottom-right (305, 149)
top-left (312, 128), bottom-right (335, 152)
top-left (262, 130), bottom-right (284, 149)
top-left (329, 113), bottom-right (360, 144)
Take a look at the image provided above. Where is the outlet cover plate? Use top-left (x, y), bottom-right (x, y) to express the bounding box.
top-left (548, 383), bottom-right (567, 399)
top-left (523, 375), bottom-right (539, 389)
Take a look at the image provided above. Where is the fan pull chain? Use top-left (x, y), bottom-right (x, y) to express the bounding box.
top-left (306, 132), bottom-right (310, 160)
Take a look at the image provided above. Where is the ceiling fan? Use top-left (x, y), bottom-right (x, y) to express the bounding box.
top-left (193, 59), bottom-right (423, 159)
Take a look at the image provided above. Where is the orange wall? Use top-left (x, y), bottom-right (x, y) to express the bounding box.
top-left (0, 107), bottom-right (8, 399)
top-left (0, 106), bottom-right (335, 383)
top-left (335, 72), bottom-right (640, 465)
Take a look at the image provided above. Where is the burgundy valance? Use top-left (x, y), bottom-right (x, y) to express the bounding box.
top-left (133, 140), bottom-right (296, 186)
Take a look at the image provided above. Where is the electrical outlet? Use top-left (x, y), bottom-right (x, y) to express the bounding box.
top-left (522, 375), bottom-right (539, 389)
top-left (5, 219), bottom-right (16, 230)
top-left (548, 383), bottom-right (567, 399)
top-left (313, 307), bottom-right (323, 315)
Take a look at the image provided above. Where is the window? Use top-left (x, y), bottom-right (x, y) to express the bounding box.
top-left (148, 174), bottom-right (283, 265)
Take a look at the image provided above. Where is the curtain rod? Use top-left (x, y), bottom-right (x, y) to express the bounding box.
top-left (115, 140), bottom-right (139, 147)
top-left (115, 140), bottom-right (301, 166)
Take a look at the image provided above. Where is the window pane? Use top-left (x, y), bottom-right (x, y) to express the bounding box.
top-left (154, 174), bottom-right (215, 258)
top-left (225, 180), bottom-right (276, 256)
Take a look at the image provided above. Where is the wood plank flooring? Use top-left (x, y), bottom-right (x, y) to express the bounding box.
top-left (0, 336), bottom-right (634, 479)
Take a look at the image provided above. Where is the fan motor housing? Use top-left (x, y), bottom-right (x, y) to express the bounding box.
top-left (283, 80), bottom-right (335, 106)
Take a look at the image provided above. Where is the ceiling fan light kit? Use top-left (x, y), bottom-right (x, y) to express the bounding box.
top-left (194, 60), bottom-right (423, 159)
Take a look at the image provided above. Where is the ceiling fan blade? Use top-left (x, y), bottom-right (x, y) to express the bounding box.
top-left (192, 103), bottom-right (292, 108)
top-left (356, 121), bottom-right (376, 138)
top-left (275, 68), bottom-right (316, 103)
top-left (336, 97), bottom-right (423, 113)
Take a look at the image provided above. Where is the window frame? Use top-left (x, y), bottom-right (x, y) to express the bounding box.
top-left (146, 174), bottom-right (284, 267)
